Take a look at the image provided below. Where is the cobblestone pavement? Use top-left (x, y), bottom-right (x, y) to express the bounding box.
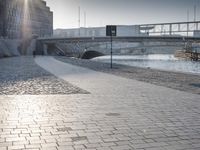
top-left (55, 56), bottom-right (200, 95)
top-left (0, 56), bottom-right (200, 150)
top-left (0, 57), bottom-right (88, 95)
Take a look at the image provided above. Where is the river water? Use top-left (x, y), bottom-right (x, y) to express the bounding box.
top-left (93, 54), bottom-right (200, 75)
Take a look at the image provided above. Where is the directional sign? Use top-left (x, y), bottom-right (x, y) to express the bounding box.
top-left (106, 25), bottom-right (117, 36)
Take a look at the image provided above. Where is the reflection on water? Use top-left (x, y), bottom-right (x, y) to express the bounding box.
top-left (93, 54), bottom-right (200, 74)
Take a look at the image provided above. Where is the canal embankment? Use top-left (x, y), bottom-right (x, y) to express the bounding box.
top-left (0, 39), bottom-right (20, 58)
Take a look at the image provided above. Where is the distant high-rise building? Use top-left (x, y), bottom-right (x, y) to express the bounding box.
top-left (0, 0), bottom-right (53, 39)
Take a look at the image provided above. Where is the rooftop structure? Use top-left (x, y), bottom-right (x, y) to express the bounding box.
top-left (0, 0), bottom-right (53, 39)
top-left (54, 25), bottom-right (148, 38)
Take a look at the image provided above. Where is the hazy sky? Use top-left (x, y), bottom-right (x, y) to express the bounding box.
top-left (45, 0), bottom-right (200, 29)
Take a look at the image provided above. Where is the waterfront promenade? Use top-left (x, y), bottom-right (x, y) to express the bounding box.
top-left (0, 56), bottom-right (200, 150)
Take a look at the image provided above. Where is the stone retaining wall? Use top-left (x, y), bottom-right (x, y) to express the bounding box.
top-left (0, 39), bottom-right (20, 58)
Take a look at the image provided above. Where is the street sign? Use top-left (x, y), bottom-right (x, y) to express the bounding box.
top-left (106, 25), bottom-right (117, 36)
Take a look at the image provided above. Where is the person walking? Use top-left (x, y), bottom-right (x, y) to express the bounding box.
top-left (33, 50), bottom-right (36, 58)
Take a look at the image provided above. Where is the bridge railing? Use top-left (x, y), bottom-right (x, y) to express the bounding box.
top-left (139, 21), bottom-right (200, 36)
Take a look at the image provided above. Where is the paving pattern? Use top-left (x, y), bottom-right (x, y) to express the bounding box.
top-left (0, 57), bottom-right (88, 95)
top-left (0, 56), bottom-right (200, 150)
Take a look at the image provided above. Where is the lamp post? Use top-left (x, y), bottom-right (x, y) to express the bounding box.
top-left (78, 6), bottom-right (80, 37)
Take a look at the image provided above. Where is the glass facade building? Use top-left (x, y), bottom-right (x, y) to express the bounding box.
top-left (0, 0), bottom-right (53, 39)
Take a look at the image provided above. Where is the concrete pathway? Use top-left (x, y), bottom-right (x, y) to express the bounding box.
top-left (0, 56), bottom-right (199, 150)
top-left (35, 56), bottom-right (199, 99)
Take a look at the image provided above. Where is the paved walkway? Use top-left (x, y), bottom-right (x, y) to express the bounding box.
top-left (0, 56), bottom-right (200, 150)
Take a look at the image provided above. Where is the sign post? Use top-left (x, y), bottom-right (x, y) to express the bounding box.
top-left (106, 25), bottom-right (117, 68)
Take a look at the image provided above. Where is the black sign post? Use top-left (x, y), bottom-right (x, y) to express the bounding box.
top-left (106, 25), bottom-right (116, 68)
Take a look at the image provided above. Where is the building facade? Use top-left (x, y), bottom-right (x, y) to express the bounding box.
top-left (0, 0), bottom-right (53, 39)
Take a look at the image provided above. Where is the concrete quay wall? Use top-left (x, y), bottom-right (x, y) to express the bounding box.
top-left (0, 39), bottom-right (21, 58)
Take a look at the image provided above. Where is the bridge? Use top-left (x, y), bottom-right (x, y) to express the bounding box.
top-left (35, 36), bottom-right (200, 57)
top-left (38, 36), bottom-right (200, 43)
top-left (35, 21), bottom-right (200, 57)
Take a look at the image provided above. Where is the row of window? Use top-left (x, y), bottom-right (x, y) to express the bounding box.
top-left (5, 18), bottom-right (52, 29)
top-left (6, 9), bottom-right (52, 21)
top-left (5, 28), bottom-right (52, 38)
top-left (6, 15), bottom-right (52, 26)
top-left (5, 23), bottom-right (52, 32)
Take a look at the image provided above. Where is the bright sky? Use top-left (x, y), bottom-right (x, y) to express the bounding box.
top-left (45, 0), bottom-right (200, 29)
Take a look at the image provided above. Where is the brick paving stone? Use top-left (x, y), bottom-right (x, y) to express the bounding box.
top-left (0, 56), bottom-right (199, 150)
top-left (111, 145), bottom-right (133, 150)
top-left (57, 146), bottom-right (74, 150)
top-left (7, 145), bottom-right (25, 150)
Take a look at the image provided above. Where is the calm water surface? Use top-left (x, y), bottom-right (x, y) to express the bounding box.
top-left (93, 54), bottom-right (200, 75)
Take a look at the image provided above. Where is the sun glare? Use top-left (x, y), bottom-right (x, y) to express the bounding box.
top-left (22, 0), bottom-right (32, 38)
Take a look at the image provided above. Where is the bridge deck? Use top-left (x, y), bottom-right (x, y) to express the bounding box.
top-left (38, 36), bottom-right (200, 43)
